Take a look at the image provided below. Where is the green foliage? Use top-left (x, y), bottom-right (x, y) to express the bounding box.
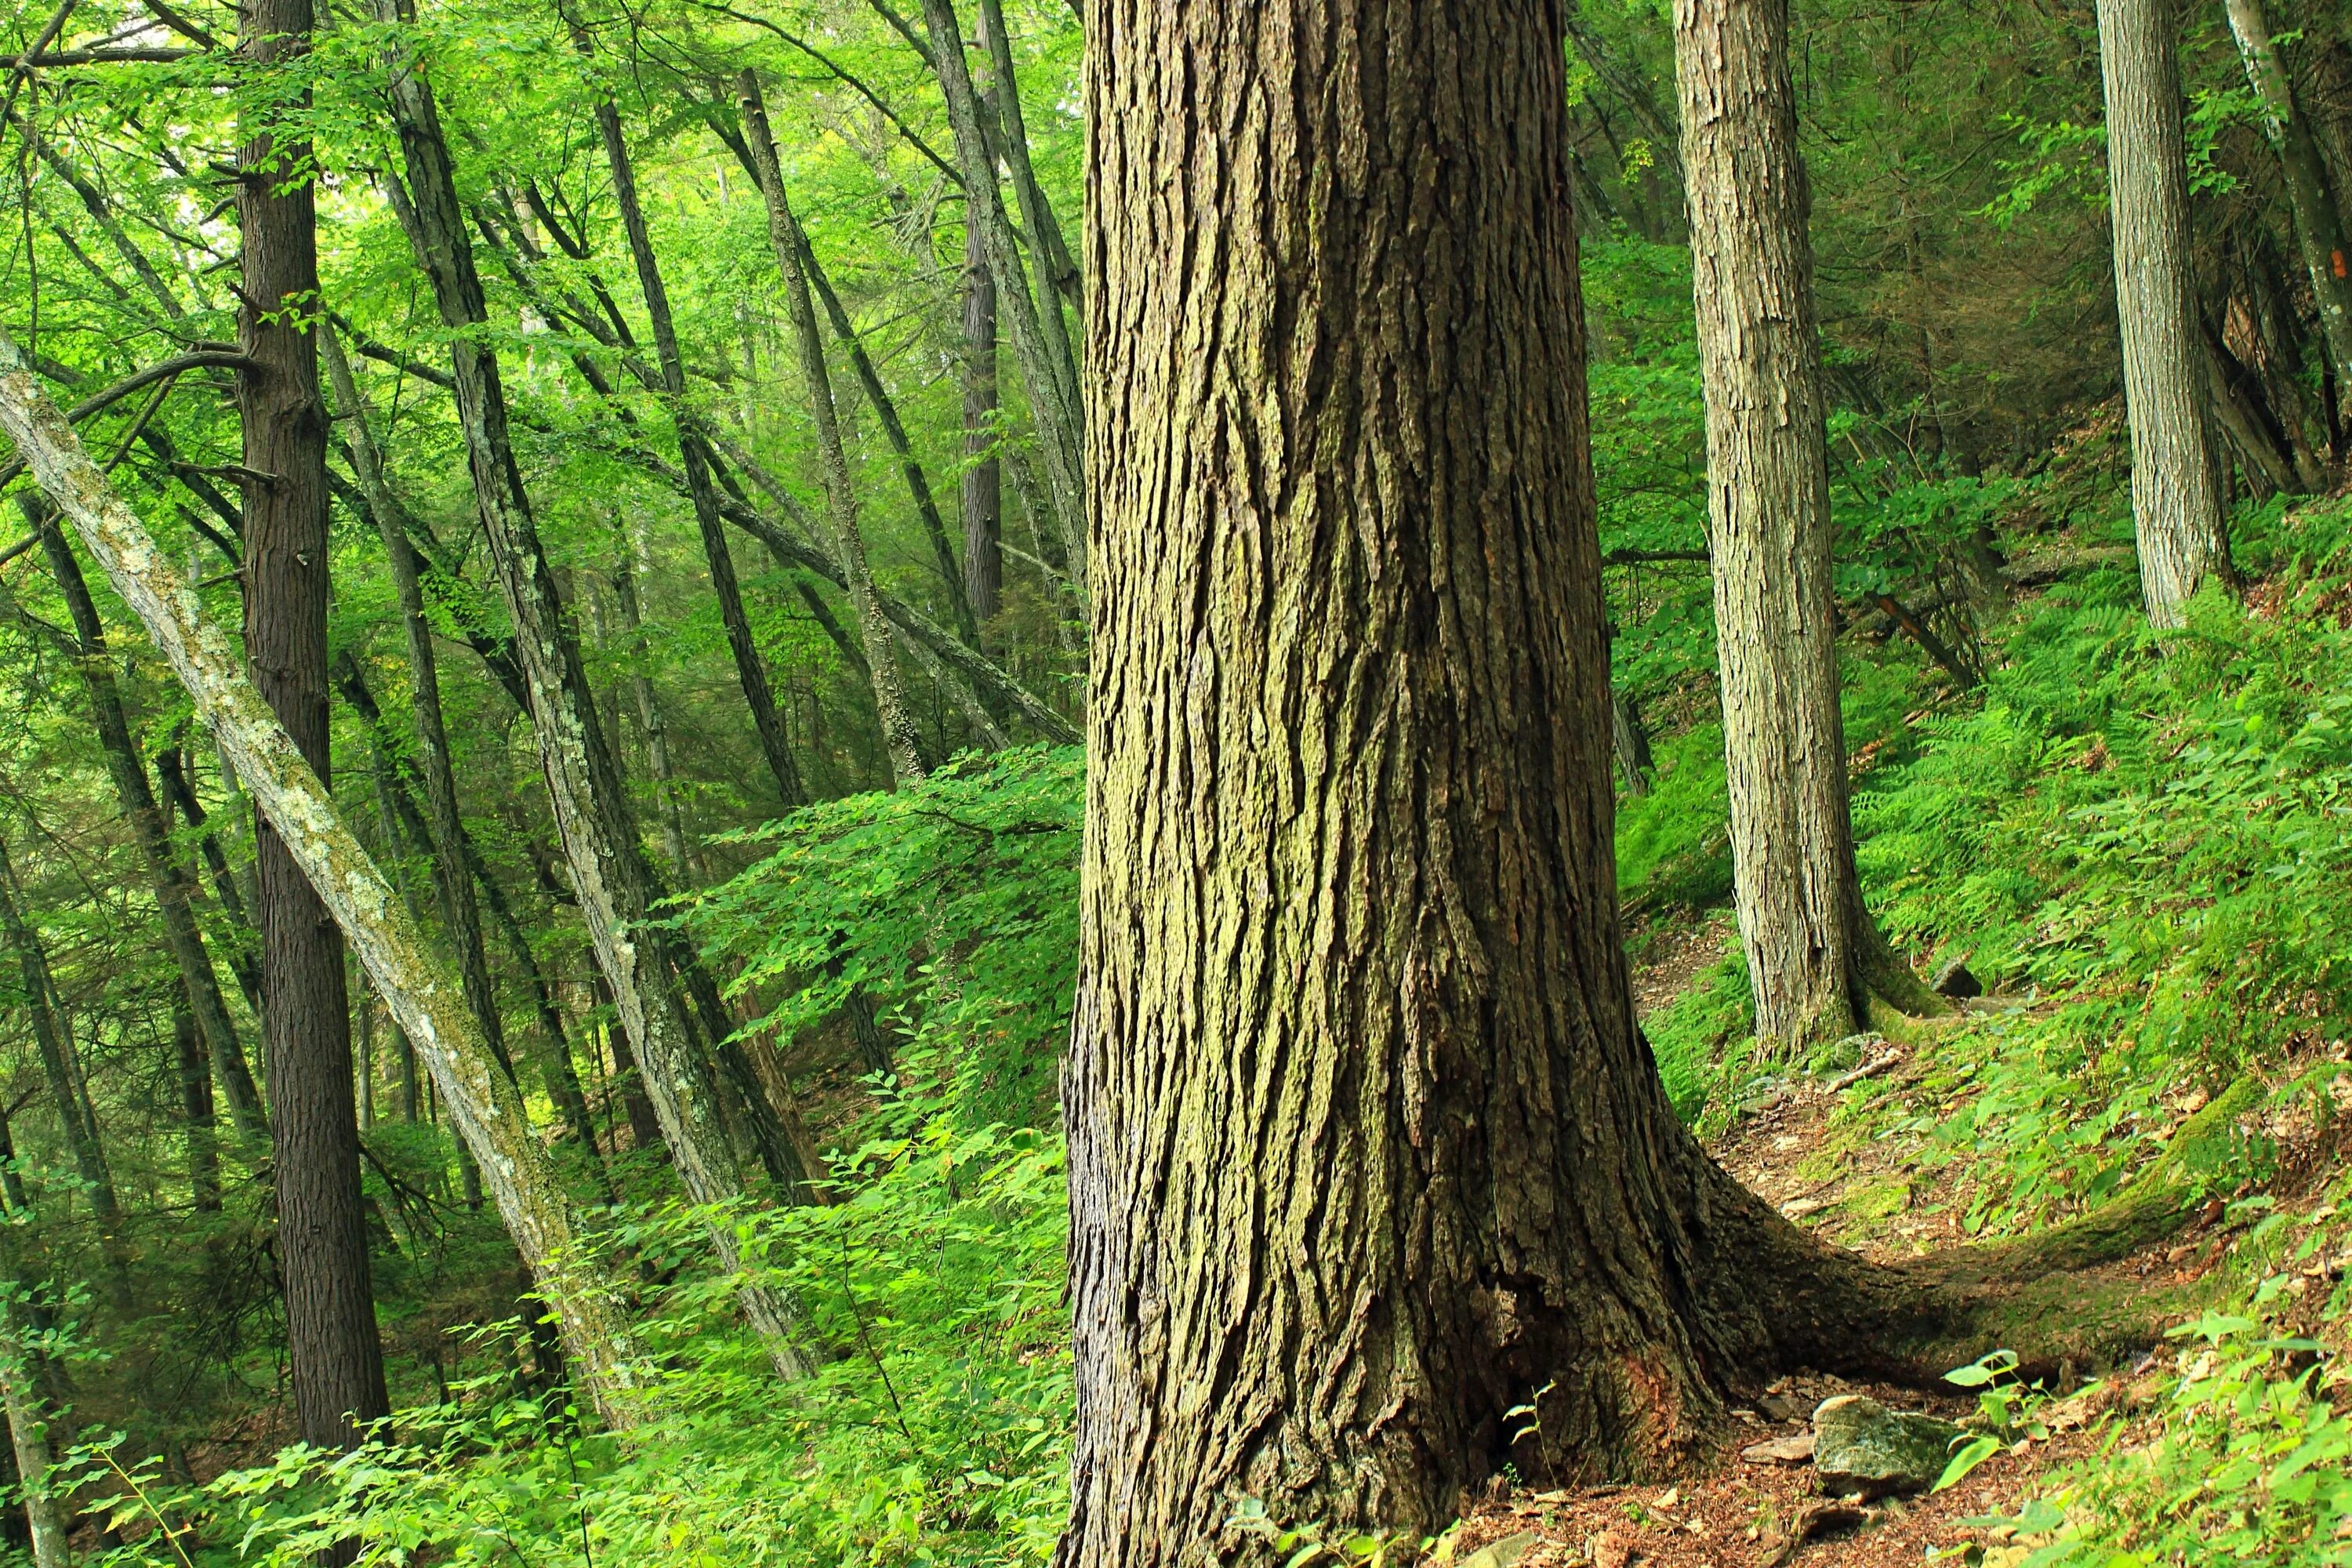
top-left (1849, 503), bottom-right (2352, 1233)
top-left (681, 746), bottom-right (1083, 1127)
top-left (76, 1123), bottom-right (1073, 1568)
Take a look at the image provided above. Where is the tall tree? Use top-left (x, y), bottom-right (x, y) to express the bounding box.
top-left (961, 211), bottom-right (1002, 625)
top-left (1068, 4), bottom-right (1909, 1557)
top-left (367, 0), bottom-right (811, 1377)
top-left (2096, 0), bottom-right (2234, 625)
top-left (738, 71), bottom-right (931, 786)
top-left (1673, 0), bottom-right (1944, 1048)
top-left (239, 0), bottom-right (390, 1457)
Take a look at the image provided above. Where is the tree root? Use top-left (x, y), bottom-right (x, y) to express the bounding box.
top-left (1722, 1075), bottom-right (2263, 1392)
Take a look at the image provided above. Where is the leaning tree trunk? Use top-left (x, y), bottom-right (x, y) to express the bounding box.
top-left (369, 0), bottom-right (810, 1378)
top-left (238, 0), bottom-right (391, 1455)
top-left (1069, 5), bottom-right (1889, 1559)
top-left (738, 71), bottom-right (931, 786)
top-left (2225, 0), bottom-right (2352, 393)
top-left (0, 1303), bottom-right (66, 1568)
top-left (25, 501), bottom-right (268, 1137)
top-left (1674, 0), bottom-right (1945, 1051)
top-left (2096, 0), bottom-right (2235, 626)
top-left (0, 324), bottom-right (649, 1428)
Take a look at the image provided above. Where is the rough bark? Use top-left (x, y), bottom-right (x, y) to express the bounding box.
top-left (368, 5), bottom-right (809, 1378)
top-left (2095, 0), bottom-right (2235, 626)
top-left (1069, 5), bottom-right (1876, 1555)
top-left (1675, 0), bottom-right (1944, 1049)
top-left (26, 499), bottom-right (268, 1138)
top-left (962, 200), bottom-right (1004, 623)
top-left (2225, 0), bottom-right (2352, 390)
top-left (0, 321), bottom-right (650, 1427)
top-left (239, 0), bottom-right (391, 1454)
top-left (738, 71), bottom-right (931, 786)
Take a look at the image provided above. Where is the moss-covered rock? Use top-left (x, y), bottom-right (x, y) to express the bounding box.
top-left (1812, 1394), bottom-right (1962, 1497)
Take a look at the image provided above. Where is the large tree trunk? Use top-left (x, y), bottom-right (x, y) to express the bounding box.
top-left (0, 324), bottom-right (649, 1428)
top-left (738, 71), bottom-right (931, 787)
top-left (239, 0), bottom-right (390, 1457)
top-left (2225, 0), bottom-right (2352, 390)
top-left (1069, 5), bottom-right (1878, 1557)
top-left (2096, 0), bottom-right (2235, 626)
top-left (1674, 0), bottom-right (1944, 1049)
top-left (368, 2), bottom-right (809, 1378)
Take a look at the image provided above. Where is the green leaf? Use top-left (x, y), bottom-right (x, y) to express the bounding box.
top-left (1933, 1434), bottom-right (2002, 1493)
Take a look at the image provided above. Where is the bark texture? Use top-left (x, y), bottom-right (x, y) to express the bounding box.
top-left (2096, 0), bottom-right (2234, 626)
top-left (1070, 4), bottom-right (1838, 1557)
top-left (0, 322), bottom-right (648, 1427)
top-left (238, 0), bottom-right (391, 1451)
top-left (1674, 0), bottom-right (1944, 1049)
top-left (963, 209), bottom-right (1003, 624)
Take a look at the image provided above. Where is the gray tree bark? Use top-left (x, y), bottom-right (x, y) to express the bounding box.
top-left (2096, 0), bottom-right (2235, 626)
top-left (1674, 0), bottom-right (1946, 1050)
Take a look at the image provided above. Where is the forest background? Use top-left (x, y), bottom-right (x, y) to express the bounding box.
top-left (2, 0), bottom-right (2352, 1562)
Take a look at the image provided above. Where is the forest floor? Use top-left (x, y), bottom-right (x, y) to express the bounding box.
top-left (1443, 928), bottom-right (2298, 1567)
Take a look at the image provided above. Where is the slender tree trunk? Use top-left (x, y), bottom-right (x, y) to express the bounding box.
top-left (909, 3), bottom-right (1087, 571)
top-left (2225, 0), bottom-right (2352, 389)
top-left (612, 528), bottom-right (694, 877)
top-left (154, 739), bottom-right (266, 1017)
top-left (0, 322), bottom-right (651, 1428)
top-left (1070, 6), bottom-right (1890, 1556)
top-left (588, 96), bottom-right (806, 812)
top-left (368, 5), bottom-right (809, 1379)
top-left (325, 329), bottom-right (524, 1112)
top-left (976, 0), bottom-right (1083, 324)
top-left (738, 71), bottom-right (931, 786)
top-left (330, 651), bottom-right (615, 1196)
top-left (1612, 690), bottom-right (1653, 797)
top-left (2096, 0), bottom-right (2235, 625)
top-left (176, 989), bottom-right (222, 1212)
top-left (27, 502), bottom-right (268, 1137)
top-left (962, 205), bottom-right (1003, 623)
top-left (239, 0), bottom-right (391, 1456)
top-left (0, 1309), bottom-right (66, 1568)
top-left (1674, 0), bottom-right (1944, 1051)
top-left (0, 836), bottom-right (124, 1245)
